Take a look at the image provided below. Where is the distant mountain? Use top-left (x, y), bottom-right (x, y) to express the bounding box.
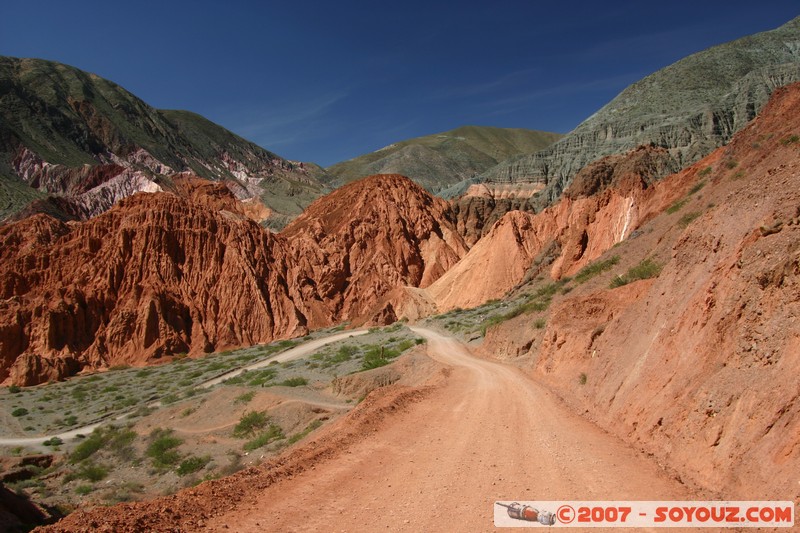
top-left (326, 125), bottom-right (562, 193)
top-left (445, 15), bottom-right (800, 203)
top-left (0, 56), bottom-right (330, 223)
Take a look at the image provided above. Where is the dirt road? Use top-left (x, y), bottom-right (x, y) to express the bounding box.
top-left (0, 329), bottom-right (367, 451)
top-left (204, 327), bottom-right (691, 532)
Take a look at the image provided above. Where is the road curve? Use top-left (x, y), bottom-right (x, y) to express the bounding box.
top-left (0, 329), bottom-right (368, 451)
top-left (204, 327), bottom-right (691, 532)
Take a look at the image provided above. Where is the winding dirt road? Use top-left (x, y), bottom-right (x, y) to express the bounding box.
top-left (0, 329), bottom-right (367, 451)
top-left (204, 327), bottom-right (691, 532)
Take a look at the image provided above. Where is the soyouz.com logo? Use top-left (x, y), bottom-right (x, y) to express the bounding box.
top-left (493, 501), bottom-right (795, 528)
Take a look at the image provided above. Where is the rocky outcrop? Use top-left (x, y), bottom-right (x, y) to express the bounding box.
top-left (427, 144), bottom-right (697, 311)
top-left (281, 174), bottom-right (469, 321)
top-left (0, 174), bottom-right (468, 385)
top-left (0, 57), bottom-right (329, 223)
top-left (481, 83), bottom-right (800, 499)
top-left (0, 192), bottom-right (313, 385)
top-left (456, 16), bottom-right (800, 205)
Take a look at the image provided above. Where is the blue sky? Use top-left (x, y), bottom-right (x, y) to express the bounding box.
top-left (1, 1), bottom-right (798, 166)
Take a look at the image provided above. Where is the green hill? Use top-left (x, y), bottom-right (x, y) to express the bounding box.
top-left (326, 125), bottom-right (562, 193)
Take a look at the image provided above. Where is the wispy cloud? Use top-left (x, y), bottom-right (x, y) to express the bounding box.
top-left (227, 90), bottom-right (349, 147)
top-left (429, 67), bottom-right (541, 100)
top-left (477, 72), bottom-right (644, 118)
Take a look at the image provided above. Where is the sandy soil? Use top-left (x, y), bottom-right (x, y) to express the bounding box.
top-left (201, 327), bottom-right (692, 532)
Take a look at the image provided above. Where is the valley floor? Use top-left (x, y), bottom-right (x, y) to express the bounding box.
top-left (202, 327), bottom-right (693, 532)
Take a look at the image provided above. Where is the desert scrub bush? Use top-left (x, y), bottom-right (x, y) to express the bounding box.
top-left (533, 318), bottom-right (546, 329)
top-left (362, 346), bottom-right (392, 370)
top-left (678, 211), bottom-right (702, 228)
top-left (234, 391), bottom-right (255, 405)
top-left (176, 455), bottom-right (211, 476)
top-left (75, 462), bottom-right (109, 482)
top-left (688, 180), bottom-right (706, 195)
top-left (75, 484), bottom-right (94, 496)
top-left (233, 411), bottom-right (268, 438)
top-left (698, 166), bottom-right (712, 177)
top-left (780, 134), bottom-right (799, 145)
top-left (146, 429), bottom-right (183, 469)
top-left (579, 373), bottom-right (587, 385)
top-left (8, 385), bottom-right (21, 393)
top-left (609, 258), bottom-right (663, 288)
top-left (278, 377), bottom-right (308, 387)
top-left (573, 256), bottom-right (620, 284)
top-left (70, 429), bottom-right (107, 463)
top-left (287, 419), bottom-right (323, 445)
top-left (396, 339), bottom-right (415, 351)
top-left (11, 407), bottom-right (28, 417)
top-left (243, 425), bottom-right (285, 451)
top-left (666, 198), bottom-right (689, 214)
top-left (42, 437), bottom-right (63, 447)
top-left (724, 159), bottom-right (738, 169)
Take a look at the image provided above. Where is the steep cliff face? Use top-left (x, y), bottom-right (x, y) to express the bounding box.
top-left (480, 83), bottom-right (800, 499)
top-left (0, 192), bottom-right (311, 385)
top-left (459, 16), bottom-right (800, 204)
top-left (0, 57), bottom-right (328, 223)
top-left (281, 174), bottom-right (469, 321)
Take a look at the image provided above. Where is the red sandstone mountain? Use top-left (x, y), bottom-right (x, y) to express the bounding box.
top-left (280, 174), bottom-right (468, 321)
top-left (480, 82), bottom-right (800, 499)
top-left (0, 174), bottom-right (466, 385)
top-left (421, 144), bottom-right (696, 311)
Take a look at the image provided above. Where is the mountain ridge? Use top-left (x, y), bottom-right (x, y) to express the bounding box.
top-left (326, 125), bottom-right (561, 193)
top-left (443, 15), bottom-right (800, 203)
top-left (0, 56), bottom-right (329, 224)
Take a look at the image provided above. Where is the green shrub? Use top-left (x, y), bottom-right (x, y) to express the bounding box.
top-left (43, 437), bottom-right (63, 447)
top-left (678, 211), bottom-right (702, 228)
top-left (724, 159), bottom-right (738, 169)
top-left (698, 166), bottom-right (712, 177)
top-left (233, 411), bottom-right (268, 438)
top-left (780, 134), bottom-right (799, 145)
top-left (287, 420), bottom-right (323, 445)
top-left (75, 485), bottom-right (94, 495)
top-left (609, 258), bottom-right (663, 288)
top-left (243, 425), bottom-right (285, 451)
top-left (176, 455), bottom-right (211, 476)
top-left (362, 347), bottom-right (390, 370)
top-left (146, 429), bottom-right (183, 469)
top-left (70, 430), bottom-right (107, 463)
top-left (8, 385), bottom-right (21, 394)
top-left (76, 463), bottom-right (109, 482)
top-left (234, 391), bottom-right (255, 405)
top-left (573, 256), bottom-right (620, 284)
top-left (278, 377), bottom-right (308, 387)
top-left (579, 373), bottom-right (587, 385)
top-left (533, 318), bottom-right (546, 329)
top-left (688, 180), bottom-right (706, 195)
top-left (666, 198), bottom-right (689, 214)
top-left (11, 407), bottom-right (28, 417)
